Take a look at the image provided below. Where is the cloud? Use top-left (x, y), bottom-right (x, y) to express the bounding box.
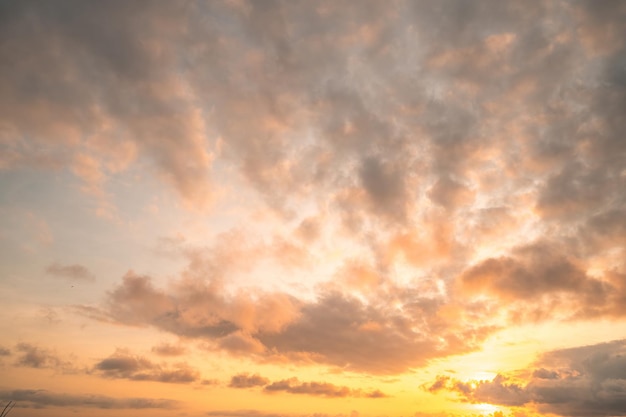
top-left (0, 347), bottom-right (10, 356)
top-left (229, 373), bottom-right (270, 389)
top-left (456, 239), bottom-right (626, 322)
top-left (151, 342), bottom-right (186, 357)
top-left (0, 389), bottom-right (178, 409)
top-left (459, 241), bottom-right (591, 299)
top-left (45, 262), bottom-right (96, 282)
top-left (0, 0), bottom-right (213, 210)
top-left (427, 339), bottom-right (626, 417)
top-left (264, 378), bottom-right (387, 398)
top-left (94, 349), bottom-right (200, 384)
top-left (1, 0), bottom-right (624, 227)
top-left (13, 343), bottom-right (74, 372)
top-left (206, 410), bottom-right (359, 417)
top-left (96, 270), bottom-right (495, 374)
top-left (358, 156), bottom-right (408, 221)
top-left (14, 0), bottom-right (623, 381)
top-left (226, 373), bottom-right (388, 398)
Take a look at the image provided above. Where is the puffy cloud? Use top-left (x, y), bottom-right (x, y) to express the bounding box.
top-left (427, 339), bottom-right (626, 417)
top-left (14, 0), bottom-right (623, 380)
top-left (459, 241), bottom-right (590, 299)
top-left (456, 240), bottom-right (626, 321)
top-left (45, 262), bottom-right (95, 282)
top-left (0, 389), bottom-right (178, 409)
top-left (94, 349), bottom-right (200, 384)
top-left (94, 269), bottom-right (495, 374)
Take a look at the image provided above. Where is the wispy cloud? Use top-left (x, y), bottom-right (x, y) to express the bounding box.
top-left (94, 349), bottom-right (200, 384)
top-left (46, 262), bottom-right (96, 282)
top-left (13, 343), bottom-right (75, 372)
top-left (264, 378), bottom-right (388, 399)
top-left (151, 342), bottom-right (186, 357)
top-left (0, 389), bottom-right (178, 409)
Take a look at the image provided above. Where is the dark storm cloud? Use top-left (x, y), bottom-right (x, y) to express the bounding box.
top-left (94, 349), bottom-right (200, 384)
top-left (0, 389), bottom-right (178, 409)
top-left (427, 339), bottom-right (626, 417)
top-left (45, 262), bottom-right (95, 282)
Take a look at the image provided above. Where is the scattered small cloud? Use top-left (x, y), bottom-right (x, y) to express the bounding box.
top-left (229, 373), bottom-right (270, 389)
top-left (264, 377), bottom-right (388, 398)
top-left (94, 349), bottom-right (200, 384)
top-left (13, 343), bottom-right (74, 372)
top-left (151, 342), bottom-right (186, 357)
top-left (46, 262), bottom-right (96, 282)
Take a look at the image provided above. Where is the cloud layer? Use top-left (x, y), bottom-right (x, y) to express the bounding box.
top-left (0, 389), bottom-right (178, 410)
top-left (1, 1), bottom-right (625, 416)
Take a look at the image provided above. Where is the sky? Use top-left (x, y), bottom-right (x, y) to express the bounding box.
top-left (0, 1), bottom-right (625, 416)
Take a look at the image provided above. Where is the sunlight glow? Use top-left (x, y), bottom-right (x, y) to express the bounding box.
top-left (473, 403), bottom-right (500, 413)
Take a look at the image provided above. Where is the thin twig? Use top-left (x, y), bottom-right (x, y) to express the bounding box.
top-left (0, 401), bottom-right (15, 417)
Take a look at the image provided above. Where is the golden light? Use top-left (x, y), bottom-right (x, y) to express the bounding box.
top-left (473, 403), bottom-right (500, 413)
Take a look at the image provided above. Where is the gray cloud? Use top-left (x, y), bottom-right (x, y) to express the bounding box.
top-left (427, 339), bottom-right (626, 417)
top-left (10, 0), bottom-right (624, 379)
top-left (359, 156), bottom-right (408, 221)
top-left (151, 342), bottom-right (186, 357)
top-left (14, 343), bottom-right (73, 372)
top-left (94, 349), bottom-right (200, 384)
top-left (0, 389), bottom-right (178, 409)
top-left (96, 270), bottom-right (495, 374)
top-left (457, 239), bottom-right (624, 322)
top-left (206, 411), bottom-right (359, 417)
top-left (226, 373), bottom-right (388, 399)
top-left (1, 0), bottom-right (623, 223)
top-left (229, 373), bottom-right (270, 389)
top-left (264, 377), bottom-right (387, 398)
top-left (45, 262), bottom-right (95, 282)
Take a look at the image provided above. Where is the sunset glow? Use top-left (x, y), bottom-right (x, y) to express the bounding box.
top-left (1, 1), bottom-right (625, 417)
